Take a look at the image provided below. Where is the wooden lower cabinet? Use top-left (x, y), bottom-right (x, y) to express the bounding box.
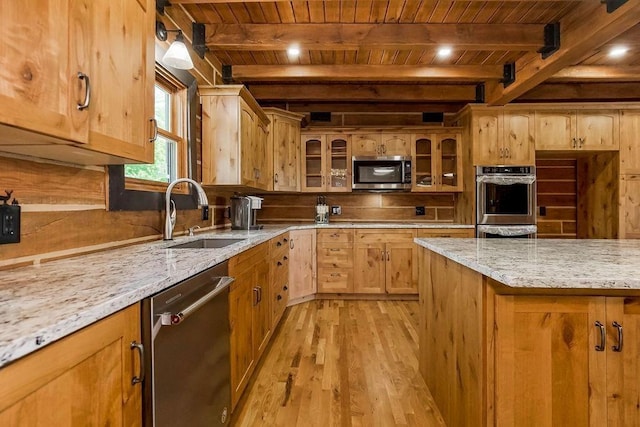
top-left (269, 233), bottom-right (290, 328)
top-left (0, 304), bottom-right (142, 425)
top-left (288, 229), bottom-right (317, 301)
top-left (317, 229), bottom-right (354, 293)
top-left (354, 229), bottom-right (417, 294)
top-left (229, 242), bottom-right (270, 410)
top-left (420, 249), bottom-right (640, 427)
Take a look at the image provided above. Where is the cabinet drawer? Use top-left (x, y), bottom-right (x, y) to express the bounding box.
top-left (355, 229), bottom-right (415, 244)
top-left (317, 246), bottom-right (353, 268)
top-left (270, 233), bottom-right (290, 257)
top-left (317, 269), bottom-right (353, 293)
top-left (229, 243), bottom-right (268, 274)
top-left (317, 229), bottom-right (354, 243)
top-left (416, 229), bottom-right (474, 238)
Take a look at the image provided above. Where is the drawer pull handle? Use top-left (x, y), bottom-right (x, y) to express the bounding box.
top-left (130, 341), bottom-right (145, 385)
top-left (277, 261), bottom-right (283, 266)
top-left (330, 273), bottom-right (340, 277)
top-left (284, 256), bottom-right (288, 261)
top-left (283, 238), bottom-right (288, 242)
top-left (595, 321), bottom-right (606, 351)
top-left (276, 241), bottom-right (282, 247)
top-left (329, 248), bottom-right (340, 252)
top-left (283, 285), bottom-right (288, 291)
top-left (290, 239), bottom-right (294, 249)
top-left (612, 321), bottom-right (623, 352)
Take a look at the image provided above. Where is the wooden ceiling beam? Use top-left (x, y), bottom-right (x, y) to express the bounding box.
top-left (550, 66), bottom-right (640, 82)
top-left (521, 83), bottom-right (640, 101)
top-left (204, 23), bottom-right (544, 51)
top-left (172, 0), bottom-right (585, 3)
top-left (246, 84), bottom-right (476, 102)
top-left (487, 1), bottom-right (640, 105)
top-left (232, 64), bottom-right (503, 82)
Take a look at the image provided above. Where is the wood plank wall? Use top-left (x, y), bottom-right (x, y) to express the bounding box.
top-left (258, 193), bottom-right (456, 223)
top-left (536, 158), bottom-right (578, 238)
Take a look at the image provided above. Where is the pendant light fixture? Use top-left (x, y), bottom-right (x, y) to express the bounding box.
top-left (155, 21), bottom-right (194, 70)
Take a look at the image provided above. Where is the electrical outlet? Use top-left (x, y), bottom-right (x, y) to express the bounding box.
top-left (201, 205), bottom-right (209, 221)
top-left (539, 206), bottom-right (547, 217)
top-left (415, 206), bottom-right (425, 216)
top-left (0, 204), bottom-right (20, 244)
top-left (331, 205), bottom-right (341, 215)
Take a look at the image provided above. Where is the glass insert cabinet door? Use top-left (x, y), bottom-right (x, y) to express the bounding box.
top-left (411, 133), bottom-right (462, 192)
top-left (327, 135), bottom-right (351, 192)
top-left (302, 135), bottom-right (326, 191)
top-left (301, 134), bottom-right (351, 192)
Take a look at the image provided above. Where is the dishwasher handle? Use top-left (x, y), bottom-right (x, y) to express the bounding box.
top-left (160, 276), bottom-right (234, 326)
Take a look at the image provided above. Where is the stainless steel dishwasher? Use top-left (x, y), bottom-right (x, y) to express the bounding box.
top-left (142, 261), bottom-right (233, 427)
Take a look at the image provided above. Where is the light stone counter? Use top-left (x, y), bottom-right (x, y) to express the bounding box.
top-left (0, 222), bottom-right (471, 368)
top-left (415, 238), bottom-right (640, 290)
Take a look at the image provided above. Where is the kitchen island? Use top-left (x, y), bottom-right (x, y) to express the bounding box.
top-left (415, 238), bottom-right (640, 427)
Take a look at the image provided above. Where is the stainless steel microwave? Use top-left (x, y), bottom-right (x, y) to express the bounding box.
top-left (352, 156), bottom-right (412, 190)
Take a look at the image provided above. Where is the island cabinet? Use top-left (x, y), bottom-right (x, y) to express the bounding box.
top-left (0, 304), bottom-right (142, 425)
top-left (534, 109), bottom-right (619, 151)
top-left (412, 132), bottom-right (463, 192)
top-left (269, 232), bottom-right (290, 328)
top-left (201, 85), bottom-right (271, 190)
top-left (301, 133), bottom-right (351, 192)
top-left (228, 242), bottom-right (271, 410)
top-left (354, 229), bottom-right (417, 294)
top-left (317, 229), bottom-right (354, 293)
top-left (419, 248), bottom-right (640, 427)
top-left (352, 133), bottom-right (411, 156)
top-left (0, 0), bottom-right (155, 165)
top-left (288, 229), bottom-right (317, 302)
top-left (264, 108), bottom-right (304, 192)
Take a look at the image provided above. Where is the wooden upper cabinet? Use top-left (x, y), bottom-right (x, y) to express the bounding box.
top-left (382, 133), bottom-right (411, 156)
top-left (352, 134), bottom-right (382, 156)
top-left (535, 109), bottom-right (619, 151)
top-left (412, 132), bottom-right (463, 192)
top-left (264, 108), bottom-right (304, 192)
top-left (503, 110), bottom-right (535, 165)
top-left (0, 0), bottom-right (155, 165)
top-left (471, 110), bottom-right (503, 165)
top-left (300, 133), bottom-right (351, 192)
top-left (201, 85), bottom-right (271, 190)
top-left (301, 134), bottom-right (327, 192)
top-left (620, 110), bottom-right (640, 174)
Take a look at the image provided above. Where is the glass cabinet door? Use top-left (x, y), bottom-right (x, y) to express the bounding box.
top-left (439, 134), bottom-right (461, 191)
top-left (302, 135), bottom-right (326, 191)
top-left (327, 135), bottom-right (351, 192)
top-left (413, 135), bottom-right (436, 191)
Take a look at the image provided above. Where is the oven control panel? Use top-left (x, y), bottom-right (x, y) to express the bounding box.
top-left (477, 166), bottom-right (534, 175)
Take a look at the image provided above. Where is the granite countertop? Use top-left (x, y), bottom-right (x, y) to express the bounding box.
top-left (0, 222), bottom-right (471, 368)
top-left (415, 238), bottom-right (640, 290)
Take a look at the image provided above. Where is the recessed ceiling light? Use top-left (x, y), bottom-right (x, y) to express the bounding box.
top-left (609, 46), bottom-right (629, 58)
top-left (287, 45), bottom-right (300, 57)
top-left (437, 47), bottom-right (452, 57)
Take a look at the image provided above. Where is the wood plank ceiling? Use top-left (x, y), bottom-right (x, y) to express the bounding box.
top-left (163, 0), bottom-right (640, 112)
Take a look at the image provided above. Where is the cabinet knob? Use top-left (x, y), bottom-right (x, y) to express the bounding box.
top-left (277, 294), bottom-right (282, 301)
top-left (572, 137), bottom-right (577, 148)
top-left (578, 137), bottom-right (584, 148)
top-left (274, 173), bottom-right (279, 183)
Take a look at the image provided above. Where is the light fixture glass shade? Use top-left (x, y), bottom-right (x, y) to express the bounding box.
top-left (162, 33), bottom-right (194, 70)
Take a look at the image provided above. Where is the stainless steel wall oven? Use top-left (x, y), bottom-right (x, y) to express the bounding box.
top-left (476, 165), bottom-right (537, 237)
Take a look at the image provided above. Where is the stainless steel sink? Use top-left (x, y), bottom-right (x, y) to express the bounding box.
top-left (169, 238), bottom-right (246, 249)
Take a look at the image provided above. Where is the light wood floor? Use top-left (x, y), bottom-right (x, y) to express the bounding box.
top-left (231, 300), bottom-right (445, 427)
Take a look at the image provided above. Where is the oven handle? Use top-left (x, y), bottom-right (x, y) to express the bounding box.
top-left (159, 276), bottom-right (234, 326)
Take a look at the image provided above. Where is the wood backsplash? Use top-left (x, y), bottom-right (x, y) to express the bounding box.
top-left (259, 193), bottom-right (456, 223)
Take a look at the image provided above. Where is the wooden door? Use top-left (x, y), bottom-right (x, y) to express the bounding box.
top-left (494, 295), bottom-right (607, 427)
top-left (288, 229), bottom-right (317, 300)
top-left (240, 100), bottom-right (257, 187)
top-left (252, 258), bottom-right (271, 360)
top-left (353, 243), bottom-right (385, 293)
top-left (0, 305), bottom-right (141, 425)
top-left (382, 133), bottom-right (411, 156)
top-left (471, 111), bottom-right (502, 165)
top-left (504, 111), bottom-right (535, 165)
top-left (620, 110), bottom-right (640, 174)
top-left (577, 110), bottom-right (619, 151)
top-left (86, 0), bottom-right (154, 163)
top-left (605, 297), bottom-right (640, 426)
top-left (0, 0), bottom-right (89, 144)
top-left (327, 135), bottom-right (351, 192)
top-left (534, 111), bottom-right (575, 150)
top-left (301, 134), bottom-right (326, 191)
top-left (352, 133), bottom-right (382, 156)
top-left (385, 242), bottom-right (417, 294)
top-left (273, 118), bottom-right (300, 191)
top-left (229, 267), bottom-right (255, 408)
top-left (437, 133), bottom-right (463, 192)
top-left (412, 134), bottom-right (438, 191)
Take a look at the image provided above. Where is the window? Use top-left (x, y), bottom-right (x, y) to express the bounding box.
top-left (124, 71), bottom-right (188, 192)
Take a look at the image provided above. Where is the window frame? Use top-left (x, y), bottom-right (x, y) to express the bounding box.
top-left (108, 45), bottom-right (199, 212)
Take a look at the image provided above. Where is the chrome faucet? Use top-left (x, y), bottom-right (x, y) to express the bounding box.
top-left (164, 178), bottom-right (209, 240)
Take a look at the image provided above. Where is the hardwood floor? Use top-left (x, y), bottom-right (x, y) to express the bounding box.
top-left (232, 300), bottom-right (445, 427)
